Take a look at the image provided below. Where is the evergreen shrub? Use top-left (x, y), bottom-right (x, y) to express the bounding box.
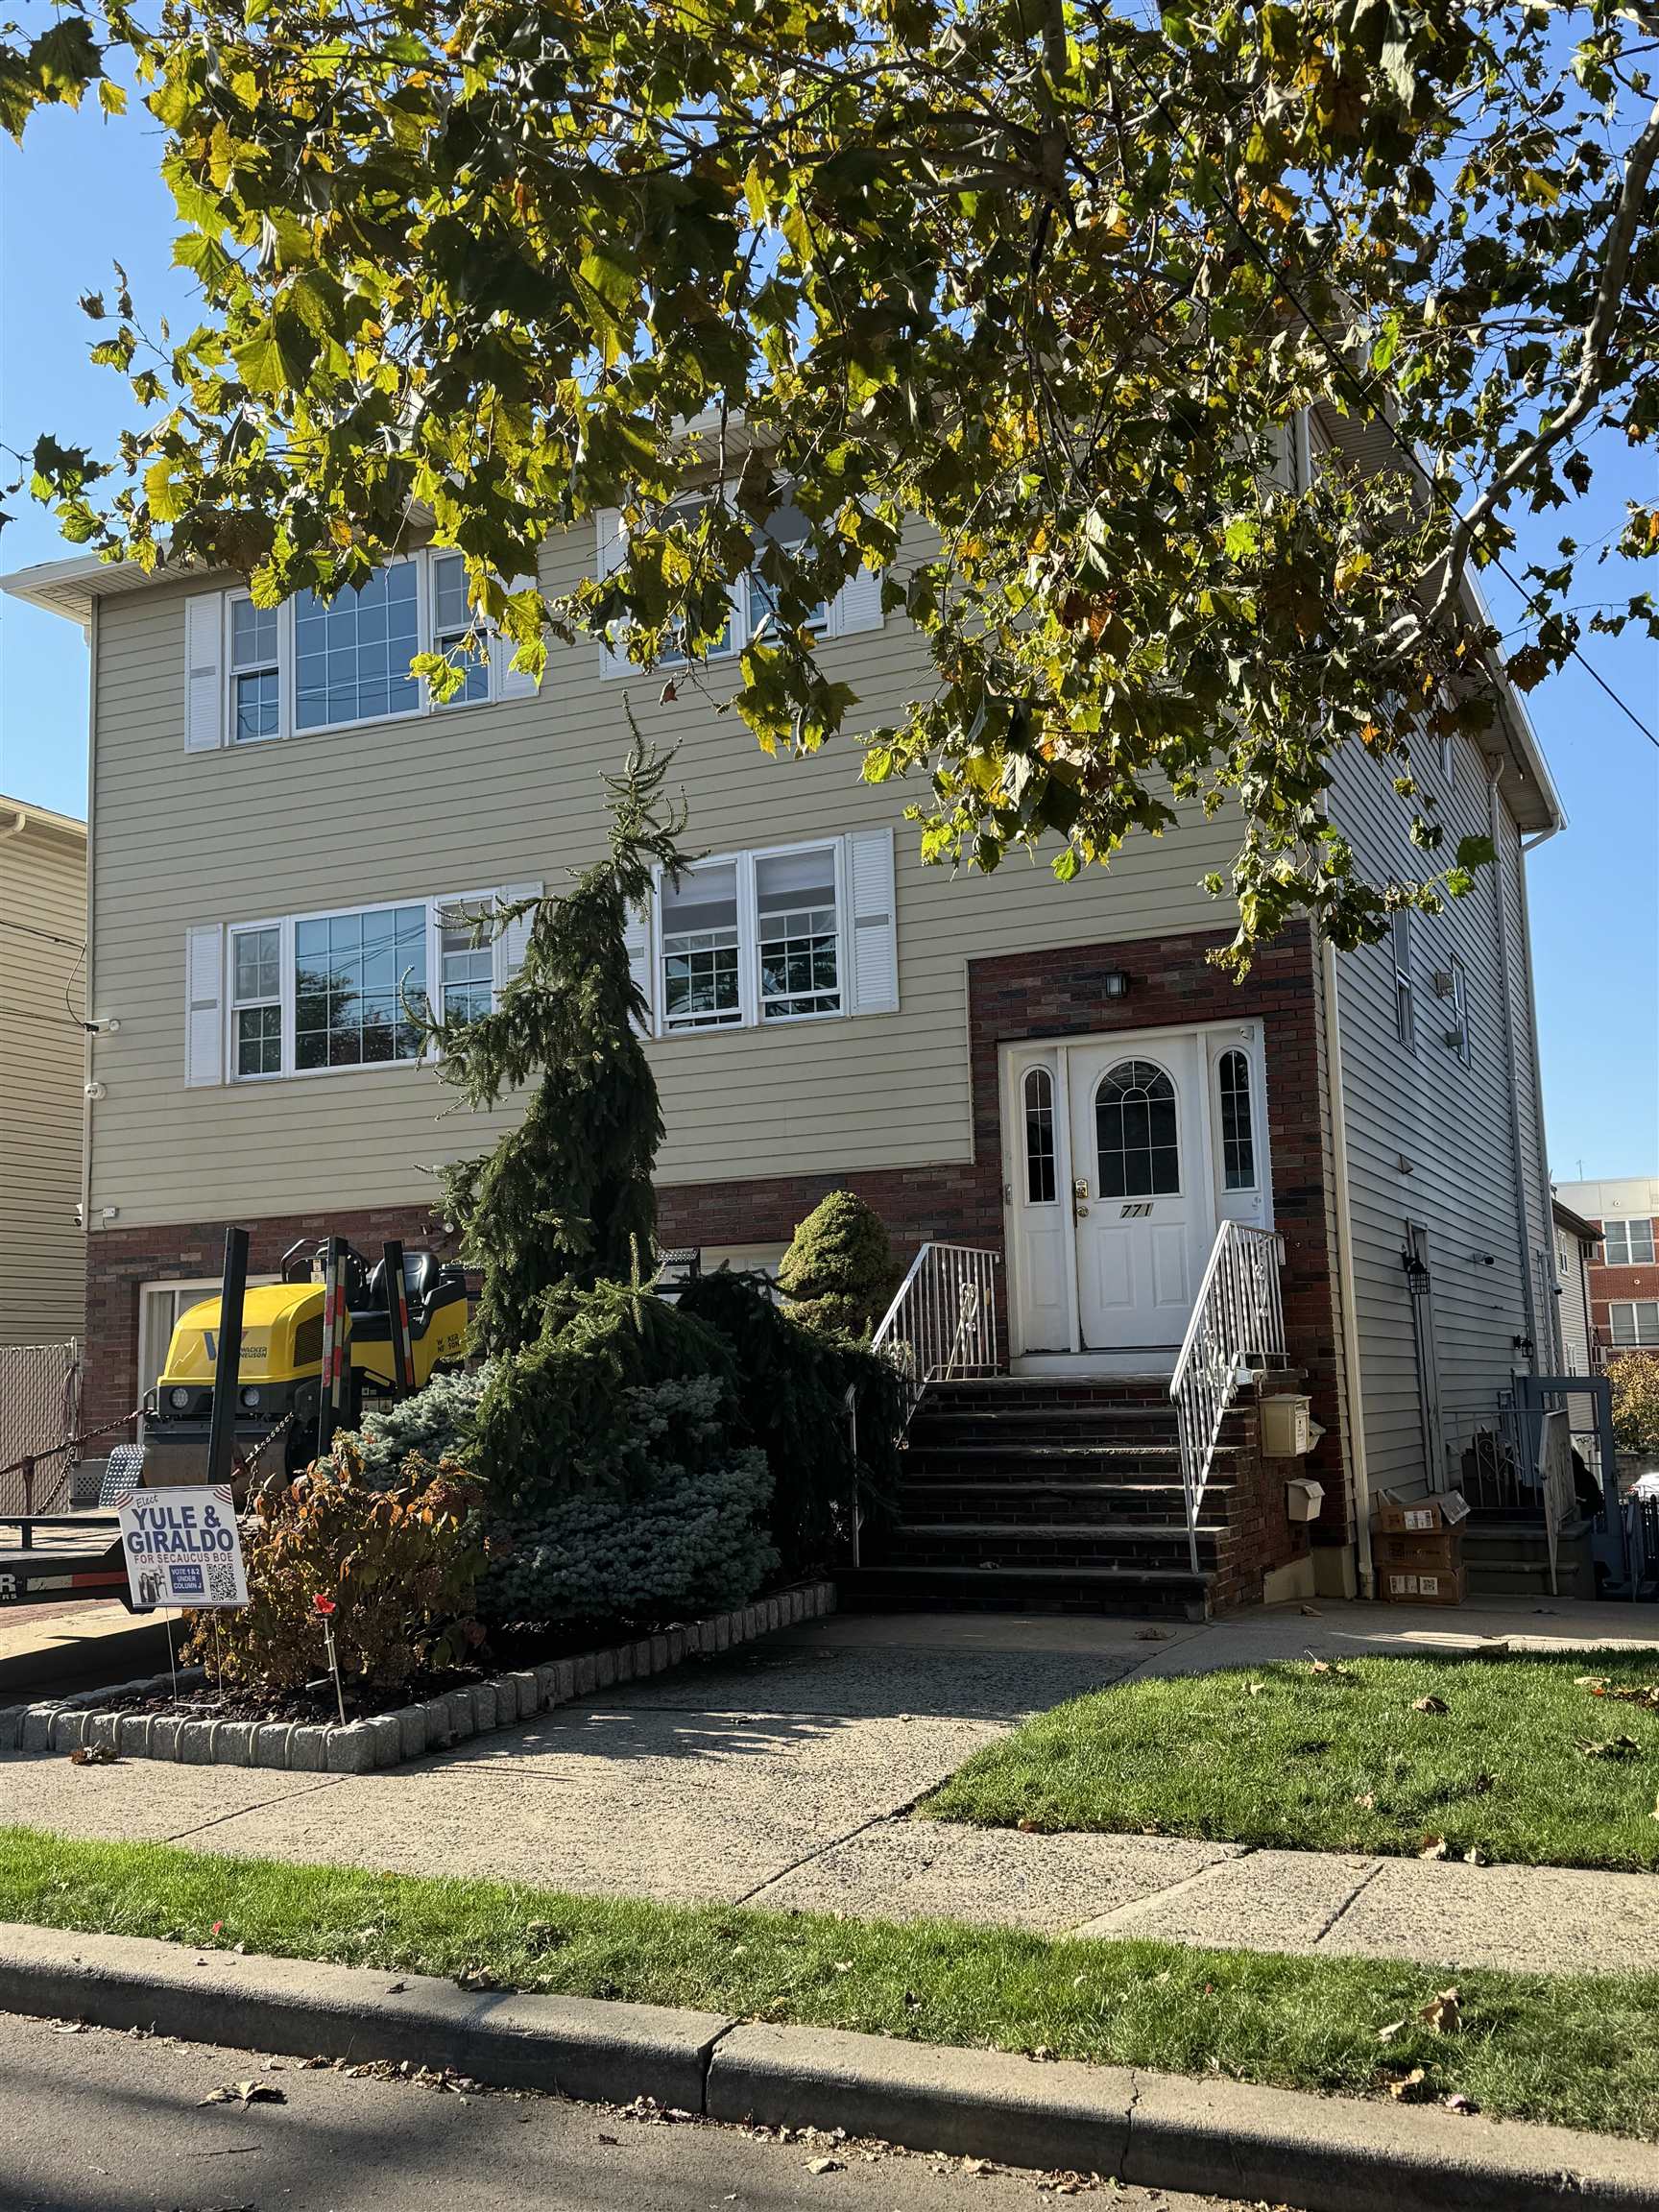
top-left (777, 1190), bottom-right (899, 1337)
top-left (486, 1374), bottom-right (776, 1623)
top-left (351, 1363), bottom-right (493, 1478)
top-left (674, 1269), bottom-right (903, 1575)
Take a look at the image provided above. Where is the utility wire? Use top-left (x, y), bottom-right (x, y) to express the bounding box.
top-left (0, 915), bottom-right (85, 950)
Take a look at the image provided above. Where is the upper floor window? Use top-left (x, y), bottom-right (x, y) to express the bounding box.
top-left (1603, 1219), bottom-right (1657, 1267)
top-left (633, 828), bottom-right (898, 1037)
top-left (1608, 1300), bottom-right (1659, 1347)
top-left (1447, 953), bottom-right (1471, 1067)
top-left (1391, 910), bottom-right (1415, 1050)
top-left (230, 599), bottom-right (280, 744)
top-left (186, 548), bottom-right (535, 755)
top-left (195, 879), bottom-right (539, 1087)
top-left (295, 565), bottom-right (421, 733)
top-left (1216, 1048), bottom-right (1257, 1190)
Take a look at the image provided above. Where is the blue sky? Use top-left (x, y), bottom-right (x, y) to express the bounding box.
top-left (1, 90), bottom-right (1655, 1180)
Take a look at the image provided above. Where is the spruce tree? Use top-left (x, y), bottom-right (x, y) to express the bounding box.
top-left (427, 744), bottom-right (689, 1358)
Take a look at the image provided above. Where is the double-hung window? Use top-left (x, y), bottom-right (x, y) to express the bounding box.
top-left (1391, 911), bottom-right (1415, 1050)
top-left (230, 926), bottom-right (282, 1077)
top-left (749, 498), bottom-right (830, 637)
top-left (431, 553), bottom-right (492, 706)
top-left (229, 599), bottom-right (281, 744)
top-left (439, 902), bottom-right (496, 1023)
top-left (294, 903), bottom-right (428, 1069)
top-left (650, 835), bottom-right (876, 1037)
top-left (1608, 1301), bottom-right (1659, 1347)
top-left (1603, 1219), bottom-right (1657, 1266)
top-left (661, 860), bottom-right (744, 1030)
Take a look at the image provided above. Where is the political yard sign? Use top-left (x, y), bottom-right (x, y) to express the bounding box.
top-left (116, 1485), bottom-right (249, 1612)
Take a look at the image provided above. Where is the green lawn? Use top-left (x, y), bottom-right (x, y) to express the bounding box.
top-left (922, 1650), bottom-right (1659, 1869)
top-left (3, 1824), bottom-right (1659, 2139)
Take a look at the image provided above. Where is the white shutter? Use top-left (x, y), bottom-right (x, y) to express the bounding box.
top-left (623, 899), bottom-right (653, 1034)
top-left (493, 880), bottom-right (542, 992)
top-left (827, 560), bottom-right (883, 638)
top-left (493, 572), bottom-right (541, 700)
top-left (184, 924), bottom-right (225, 1086)
top-left (845, 827), bottom-right (899, 1014)
top-left (595, 509), bottom-right (628, 677)
top-left (183, 593), bottom-right (225, 753)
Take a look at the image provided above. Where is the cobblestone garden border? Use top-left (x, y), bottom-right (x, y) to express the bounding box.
top-left (1, 1581), bottom-right (836, 1775)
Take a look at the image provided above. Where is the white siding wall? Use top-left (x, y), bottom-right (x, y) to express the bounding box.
top-left (85, 524), bottom-right (1243, 1229)
top-left (1327, 726), bottom-right (1554, 1490)
top-left (0, 812), bottom-right (86, 1339)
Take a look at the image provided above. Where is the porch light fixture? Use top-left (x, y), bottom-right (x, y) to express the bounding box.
top-left (1401, 1248), bottom-right (1431, 1297)
top-left (1101, 970), bottom-right (1130, 1000)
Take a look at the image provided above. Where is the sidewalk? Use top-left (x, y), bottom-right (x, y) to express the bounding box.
top-left (6, 1600), bottom-right (1658, 1979)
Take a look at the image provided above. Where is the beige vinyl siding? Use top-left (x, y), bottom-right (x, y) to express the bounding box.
top-left (1326, 726), bottom-right (1552, 1491)
top-left (0, 810), bottom-right (86, 1339)
top-left (85, 524), bottom-right (1241, 1230)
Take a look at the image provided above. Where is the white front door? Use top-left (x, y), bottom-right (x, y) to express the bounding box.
top-left (1001, 1022), bottom-right (1268, 1365)
top-left (1069, 1039), bottom-right (1205, 1353)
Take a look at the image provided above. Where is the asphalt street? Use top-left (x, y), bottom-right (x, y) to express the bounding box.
top-left (0, 2008), bottom-right (1287, 2212)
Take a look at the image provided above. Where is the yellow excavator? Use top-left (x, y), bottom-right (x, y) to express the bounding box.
top-left (144, 1237), bottom-right (469, 1485)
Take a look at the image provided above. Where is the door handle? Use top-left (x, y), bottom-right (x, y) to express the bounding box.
top-left (1073, 1177), bottom-right (1090, 1220)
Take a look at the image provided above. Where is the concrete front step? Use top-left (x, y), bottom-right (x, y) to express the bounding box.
top-left (895, 1482), bottom-right (1229, 1528)
top-left (839, 1562), bottom-right (1211, 1621)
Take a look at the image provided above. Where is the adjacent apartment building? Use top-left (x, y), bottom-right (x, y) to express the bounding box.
top-left (1555, 1176), bottom-right (1659, 1363)
top-left (0, 796), bottom-right (87, 1344)
top-left (2, 401), bottom-right (1568, 1609)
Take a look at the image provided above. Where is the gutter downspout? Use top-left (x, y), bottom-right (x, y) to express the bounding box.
top-left (1488, 759), bottom-right (1541, 1372)
top-left (1320, 936), bottom-right (1375, 1600)
top-left (1517, 815), bottom-right (1564, 1371)
top-left (80, 598), bottom-right (99, 1246)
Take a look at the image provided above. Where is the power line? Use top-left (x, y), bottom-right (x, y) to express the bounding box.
top-left (0, 1002), bottom-right (88, 1034)
top-left (0, 914), bottom-right (85, 950)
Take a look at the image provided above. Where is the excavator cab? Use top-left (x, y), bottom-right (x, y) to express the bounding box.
top-left (143, 1236), bottom-right (469, 1488)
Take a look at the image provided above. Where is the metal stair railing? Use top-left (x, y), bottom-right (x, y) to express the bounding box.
top-left (872, 1242), bottom-right (1003, 1436)
top-left (1169, 1223), bottom-right (1286, 1575)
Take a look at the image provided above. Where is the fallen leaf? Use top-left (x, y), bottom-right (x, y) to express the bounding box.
top-left (805, 2155), bottom-right (844, 2175)
top-left (1385, 2066), bottom-right (1429, 2102)
top-left (1246, 1681), bottom-right (1267, 1697)
top-left (597, 2132), bottom-right (618, 2146)
top-left (201, 2080), bottom-right (286, 2107)
top-left (1471, 1772), bottom-right (1496, 1796)
top-left (386, 1982), bottom-right (407, 1995)
top-left (1300, 1604), bottom-right (1323, 1617)
top-left (1575, 1674), bottom-right (1607, 1692)
top-left (1441, 2091), bottom-right (1479, 2115)
top-left (1418, 1986), bottom-right (1461, 2033)
top-left (456, 1964), bottom-right (501, 1990)
top-left (1376, 2018), bottom-right (1407, 2043)
top-left (1579, 1735), bottom-right (1643, 1762)
top-left (69, 1743), bottom-right (117, 1766)
top-left (1420, 1834), bottom-right (1451, 1861)
top-left (1134, 1628), bottom-right (1171, 1643)
top-left (1353, 1791), bottom-right (1376, 1809)
top-left (1411, 1695), bottom-right (1449, 1715)
top-left (49, 2021), bottom-right (87, 2035)
top-left (1016, 1817), bottom-right (1041, 1834)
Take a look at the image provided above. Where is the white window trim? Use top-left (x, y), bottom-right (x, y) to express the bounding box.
top-left (1214, 1043), bottom-right (1262, 1195)
top-left (138, 1274), bottom-right (278, 1437)
top-left (1607, 1299), bottom-right (1659, 1347)
top-left (1603, 1219), bottom-right (1657, 1267)
top-left (650, 837), bottom-right (851, 1039)
top-left (1391, 911), bottom-right (1415, 1052)
top-left (223, 550), bottom-right (517, 747)
top-left (1449, 952), bottom-right (1472, 1068)
top-left (228, 894), bottom-right (439, 1084)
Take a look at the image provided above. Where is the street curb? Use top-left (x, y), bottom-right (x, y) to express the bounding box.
top-left (0, 1579), bottom-right (835, 1767)
top-left (0, 1924), bottom-right (1653, 2212)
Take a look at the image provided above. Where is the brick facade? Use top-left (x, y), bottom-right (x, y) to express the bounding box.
top-left (83, 922), bottom-right (1347, 1602)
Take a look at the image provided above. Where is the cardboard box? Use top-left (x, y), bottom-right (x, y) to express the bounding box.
top-left (1375, 1484), bottom-right (1471, 1535)
top-left (1380, 1561), bottom-right (1467, 1606)
top-left (1373, 1527), bottom-right (1465, 1577)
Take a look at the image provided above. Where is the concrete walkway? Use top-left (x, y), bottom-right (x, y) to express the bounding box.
top-left (5, 1599), bottom-right (1658, 1980)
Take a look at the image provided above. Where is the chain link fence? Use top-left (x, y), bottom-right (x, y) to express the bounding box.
top-left (0, 1340), bottom-right (80, 1517)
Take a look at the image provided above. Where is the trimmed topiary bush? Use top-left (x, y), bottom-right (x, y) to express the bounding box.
top-left (485, 1374), bottom-right (776, 1623)
top-left (776, 1190), bottom-right (899, 1338)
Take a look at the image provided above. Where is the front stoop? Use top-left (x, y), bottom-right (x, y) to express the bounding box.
top-left (0, 1580), bottom-right (836, 1771)
top-left (844, 1379), bottom-right (1256, 1620)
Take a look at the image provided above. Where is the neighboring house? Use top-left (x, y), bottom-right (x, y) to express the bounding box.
top-left (0, 797), bottom-right (87, 1343)
top-left (1552, 1195), bottom-right (1600, 1377)
top-left (0, 402), bottom-right (1567, 1613)
top-left (1554, 1176), bottom-right (1659, 1362)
